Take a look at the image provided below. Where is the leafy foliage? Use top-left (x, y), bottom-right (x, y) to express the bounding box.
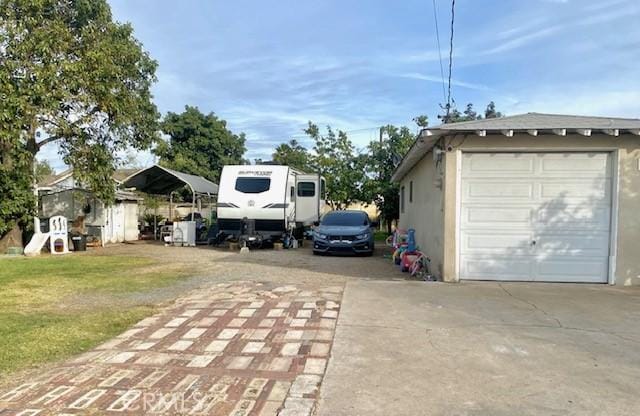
top-left (363, 125), bottom-right (416, 232)
top-left (155, 106), bottom-right (246, 183)
top-left (272, 139), bottom-right (311, 171)
top-left (142, 213), bottom-right (164, 227)
top-left (439, 102), bottom-right (503, 124)
top-left (0, 147), bottom-right (36, 236)
top-left (0, 0), bottom-right (159, 238)
top-left (305, 123), bottom-right (367, 209)
top-left (484, 101), bottom-right (503, 119)
top-left (413, 115), bottom-right (430, 128)
top-left (35, 160), bottom-right (54, 182)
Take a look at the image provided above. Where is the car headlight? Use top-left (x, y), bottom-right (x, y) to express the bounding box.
top-left (356, 233), bottom-right (370, 240)
top-left (314, 232), bottom-right (328, 240)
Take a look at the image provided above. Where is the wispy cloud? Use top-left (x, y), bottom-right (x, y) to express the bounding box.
top-left (400, 72), bottom-right (490, 91)
top-left (59, 0), bottom-right (633, 167)
top-left (483, 26), bottom-right (563, 55)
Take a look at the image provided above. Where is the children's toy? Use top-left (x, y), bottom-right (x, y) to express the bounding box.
top-left (409, 252), bottom-right (434, 280)
top-left (49, 216), bottom-right (70, 254)
top-left (25, 216), bottom-right (70, 256)
top-left (400, 229), bottom-right (418, 272)
top-left (386, 228), bottom-right (408, 249)
top-left (388, 229), bottom-right (409, 265)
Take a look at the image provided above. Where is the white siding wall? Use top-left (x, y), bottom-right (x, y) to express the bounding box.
top-left (123, 201), bottom-right (139, 241)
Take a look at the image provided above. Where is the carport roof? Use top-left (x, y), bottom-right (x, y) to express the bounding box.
top-left (122, 164), bottom-right (219, 196)
top-left (391, 112), bottom-right (640, 182)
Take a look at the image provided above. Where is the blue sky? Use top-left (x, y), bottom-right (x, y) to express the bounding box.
top-left (41, 0), bottom-right (640, 171)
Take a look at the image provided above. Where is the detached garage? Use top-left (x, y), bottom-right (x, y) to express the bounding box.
top-left (392, 113), bottom-right (640, 286)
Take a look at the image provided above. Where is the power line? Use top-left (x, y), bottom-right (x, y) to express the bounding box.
top-left (432, 0), bottom-right (447, 103)
top-left (446, 0), bottom-right (456, 119)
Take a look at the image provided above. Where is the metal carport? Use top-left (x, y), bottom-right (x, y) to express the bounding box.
top-left (122, 165), bottom-right (218, 241)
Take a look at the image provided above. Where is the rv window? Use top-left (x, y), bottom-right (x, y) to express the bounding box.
top-left (290, 186), bottom-right (295, 200)
top-left (235, 177), bottom-right (271, 193)
top-left (297, 182), bottom-right (315, 197)
top-left (320, 179), bottom-right (326, 199)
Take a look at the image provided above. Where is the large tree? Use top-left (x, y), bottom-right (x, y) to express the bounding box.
top-left (0, 0), bottom-right (159, 240)
top-left (155, 106), bottom-right (246, 183)
top-left (438, 102), bottom-right (503, 124)
top-left (364, 124), bottom-right (416, 233)
top-left (304, 122), bottom-right (367, 210)
top-left (484, 101), bottom-right (503, 119)
top-left (35, 160), bottom-right (54, 182)
top-left (272, 139), bottom-right (311, 171)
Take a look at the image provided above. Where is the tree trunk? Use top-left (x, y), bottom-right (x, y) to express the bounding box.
top-left (0, 225), bottom-right (23, 253)
top-left (26, 122), bottom-right (40, 233)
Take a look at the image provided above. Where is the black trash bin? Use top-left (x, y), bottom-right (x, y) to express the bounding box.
top-left (71, 234), bottom-right (87, 251)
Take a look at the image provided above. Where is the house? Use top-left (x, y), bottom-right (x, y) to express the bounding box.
top-left (38, 169), bottom-right (141, 244)
top-left (38, 168), bottom-right (140, 193)
top-left (391, 113), bottom-right (640, 286)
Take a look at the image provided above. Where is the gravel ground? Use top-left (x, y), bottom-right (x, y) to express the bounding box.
top-left (59, 241), bottom-right (403, 316)
top-left (90, 241), bottom-right (401, 287)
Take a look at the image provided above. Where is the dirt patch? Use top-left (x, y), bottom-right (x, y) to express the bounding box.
top-left (91, 241), bottom-right (401, 284)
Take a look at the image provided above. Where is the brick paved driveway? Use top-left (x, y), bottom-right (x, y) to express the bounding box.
top-left (0, 282), bottom-right (343, 415)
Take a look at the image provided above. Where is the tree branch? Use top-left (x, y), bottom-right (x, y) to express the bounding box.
top-left (36, 135), bottom-right (61, 149)
top-left (36, 106), bottom-right (102, 150)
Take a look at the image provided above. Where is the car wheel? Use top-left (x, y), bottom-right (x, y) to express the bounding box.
top-left (364, 250), bottom-right (374, 257)
top-left (312, 250), bottom-right (320, 256)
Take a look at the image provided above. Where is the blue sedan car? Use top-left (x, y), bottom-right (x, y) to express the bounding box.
top-left (312, 210), bottom-right (376, 256)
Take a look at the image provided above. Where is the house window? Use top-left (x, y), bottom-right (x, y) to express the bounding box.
top-left (409, 181), bottom-right (413, 203)
top-left (297, 182), bottom-right (315, 197)
top-left (400, 186), bottom-right (405, 213)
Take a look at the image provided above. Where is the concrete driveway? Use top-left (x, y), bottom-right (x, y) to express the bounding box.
top-left (319, 280), bottom-right (640, 416)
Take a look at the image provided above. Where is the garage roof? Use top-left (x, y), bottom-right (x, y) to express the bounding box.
top-left (121, 164), bottom-right (219, 196)
top-left (391, 112), bottom-right (640, 182)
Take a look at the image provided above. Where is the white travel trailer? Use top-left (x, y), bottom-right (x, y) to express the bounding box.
top-left (217, 165), bottom-right (326, 242)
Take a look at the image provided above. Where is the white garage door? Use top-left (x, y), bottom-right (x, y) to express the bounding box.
top-left (459, 152), bottom-right (612, 283)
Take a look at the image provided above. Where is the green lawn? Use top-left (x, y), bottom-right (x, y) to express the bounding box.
top-left (0, 255), bottom-right (188, 377)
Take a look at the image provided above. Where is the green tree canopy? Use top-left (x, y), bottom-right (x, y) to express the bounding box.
top-left (363, 125), bottom-right (416, 233)
top-left (0, 0), bottom-right (159, 238)
top-left (439, 102), bottom-right (504, 124)
top-left (413, 115), bottom-right (430, 129)
top-left (484, 101), bottom-right (503, 119)
top-left (272, 139), bottom-right (311, 171)
top-left (304, 123), bottom-right (367, 209)
top-left (35, 160), bottom-right (54, 182)
top-left (155, 106), bottom-right (246, 183)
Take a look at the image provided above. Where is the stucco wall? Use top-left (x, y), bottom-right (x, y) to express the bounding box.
top-left (438, 133), bottom-right (640, 286)
top-left (398, 151), bottom-right (446, 277)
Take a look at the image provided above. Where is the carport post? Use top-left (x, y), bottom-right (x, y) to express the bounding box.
top-left (169, 192), bottom-right (173, 221)
top-left (154, 205), bottom-right (157, 241)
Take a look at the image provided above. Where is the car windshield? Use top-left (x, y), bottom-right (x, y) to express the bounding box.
top-left (321, 212), bottom-right (368, 227)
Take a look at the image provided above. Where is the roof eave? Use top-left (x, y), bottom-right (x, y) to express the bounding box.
top-left (390, 125), bottom-right (640, 182)
top-left (391, 129), bottom-right (444, 182)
